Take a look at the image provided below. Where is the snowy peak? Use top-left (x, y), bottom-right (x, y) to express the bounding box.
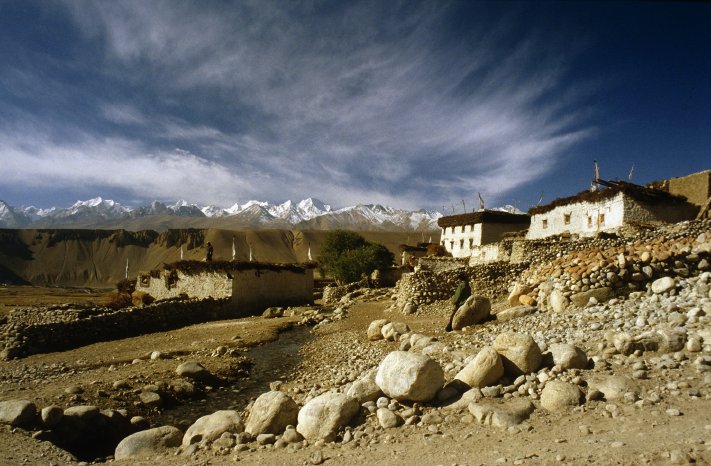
top-left (0, 198), bottom-right (443, 231)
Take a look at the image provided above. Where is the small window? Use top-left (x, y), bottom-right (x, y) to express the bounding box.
top-left (460, 239), bottom-right (464, 249)
top-left (599, 213), bottom-right (605, 226)
top-left (469, 238), bottom-right (474, 248)
top-left (542, 219), bottom-right (548, 229)
top-left (587, 216), bottom-right (592, 228)
top-left (564, 214), bottom-right (571, 225)
top-left (450, 241), bottom-right (454, 249)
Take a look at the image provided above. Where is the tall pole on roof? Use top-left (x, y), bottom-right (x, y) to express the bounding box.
top-left (628, 164), bottom-right (634, 182)
top-left (594, 159), bottom-right (600, 181)
top-left (461, 199), bottom-right (466, 213)
top-left (478, 192), bottom-right (485, 211)
top-left (232, 236), bottom-right (236, 261)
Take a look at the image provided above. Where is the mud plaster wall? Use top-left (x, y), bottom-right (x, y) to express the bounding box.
top-left (527, 193), bottom-right (626, 240)
top-left (232, 268), bottom-right (314, 315)
top-left (668, 170), bottom-right (711, 207)
top-left (136, 271), bottom-right (233, 300)
top-left (440, 223), bottom-right (482, 257)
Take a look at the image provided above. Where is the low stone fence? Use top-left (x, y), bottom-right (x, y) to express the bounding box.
top-left (0, 298), bottom-right (238, 360)
top-left (395, 261), bottom-right (529, 310)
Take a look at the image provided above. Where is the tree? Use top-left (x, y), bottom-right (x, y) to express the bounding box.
top-left (318, 230), bottom-right (394, 284)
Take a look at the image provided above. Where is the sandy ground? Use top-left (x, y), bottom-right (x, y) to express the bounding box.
top-left (0, 287), bottom-right (710, 465)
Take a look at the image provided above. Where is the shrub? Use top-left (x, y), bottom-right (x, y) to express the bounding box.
top-left (318, 230), bottom-right (394, 285)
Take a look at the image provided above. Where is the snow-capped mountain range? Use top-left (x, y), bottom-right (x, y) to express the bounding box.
top-left (0, 197), bottom-right (444, 231)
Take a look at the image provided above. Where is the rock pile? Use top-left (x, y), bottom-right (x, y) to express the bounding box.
top-left (511, 222), bottom-right (710, 312)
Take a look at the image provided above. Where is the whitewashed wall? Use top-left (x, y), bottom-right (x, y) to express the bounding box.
top-left (526, 193), bottom-right (626, 240)
top-left (440, 223), bottom-right (482, 258)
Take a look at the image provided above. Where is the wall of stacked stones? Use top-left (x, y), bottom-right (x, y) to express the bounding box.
top-left (395, 261), bottom-right (529, 310)
top-left (517, 219), bottom-right (711, 310)
top-left (0, 298), bottom-right (235, 360)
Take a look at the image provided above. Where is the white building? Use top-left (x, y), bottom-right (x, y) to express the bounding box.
top-left (438, 210), bottom-right (530, 258)
top-left (526, 180), bottom-right (698, 240)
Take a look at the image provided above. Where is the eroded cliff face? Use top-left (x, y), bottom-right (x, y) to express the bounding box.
top-left (0, 229), bottom-right (413, 287)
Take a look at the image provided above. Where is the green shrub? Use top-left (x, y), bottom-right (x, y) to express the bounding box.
top-left (318, 230), bottom-right (394, 285)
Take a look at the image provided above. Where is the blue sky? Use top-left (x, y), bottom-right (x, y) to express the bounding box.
top-left (0, 0), bottom-right (709, 212)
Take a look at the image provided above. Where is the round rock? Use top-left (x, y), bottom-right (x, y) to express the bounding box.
top-left (375, 351), bottom-right (444, 402)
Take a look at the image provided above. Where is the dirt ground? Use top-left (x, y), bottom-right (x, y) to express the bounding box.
top-left (0, 287), bottom-right (710, 465)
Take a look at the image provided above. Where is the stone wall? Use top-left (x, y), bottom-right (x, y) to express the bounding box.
top-left (0, 298), bottom-right (237, 360)
top-left (513, 220), bottom-right (711, 310)
top-left (232, 268), bottom-right (313, 314)
top-left (395, 261), bottom-right (529, 310)
top-left (136, 270), bottom-right (233, 300)
top-left (417, 257), bottom-right (468, 273)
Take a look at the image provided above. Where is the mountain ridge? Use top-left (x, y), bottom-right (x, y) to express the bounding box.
top-left (0, 197), bottom-right (443, 232)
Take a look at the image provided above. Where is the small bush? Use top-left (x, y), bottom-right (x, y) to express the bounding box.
top-left (116, 278), bottom-right (137, 294)
top-left (107, 292), bottom-right (132, 309)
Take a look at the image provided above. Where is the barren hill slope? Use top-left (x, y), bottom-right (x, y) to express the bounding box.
top-left (0, 229), bottom-right (424, 287)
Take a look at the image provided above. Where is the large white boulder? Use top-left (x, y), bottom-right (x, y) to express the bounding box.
top-left (346, 370), bottom-right (382, 403)
top-left (454, 347), bottom-right (503, 388)
top-left (296, 392), bottom-right (359, 442)
top-left (245, 391), bottom-right (299, 436)
top-left (0, 400), bottom-right (36, 427)
top-left (451, 296), bottom-right (490, 330)
top-left (549, 343), bottom-right (588, 370)
top-left (182, 410), bottom-right (244, 446)
top-left (651, 276), bottom-right (676, 294)
top-left (367, 319), bottom-right (390, 341)
top-left (540, 381), bottom-right (582, 412)
top-left (381, 322), bottom-right (410, 341)
top-left (493, 333), bottom-right (542, 376)
top-left (375, 351), bottom-right (444, 402)
top-left (115, 426), bottom-right (182, 459)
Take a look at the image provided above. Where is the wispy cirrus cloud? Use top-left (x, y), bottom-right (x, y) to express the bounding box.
top-left (2, 0), bottom-right (596, 209)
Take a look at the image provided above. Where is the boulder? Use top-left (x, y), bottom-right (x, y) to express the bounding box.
top-left (375, 351), bottom-right (444, 402)
top-left (468, 398), bottom-right (534, 429)
top-left (245, 391), bottom-right (299, 436)
top-left (540, 381), bottom-right (582, 412)
top-left (496, 305), bottom-right (536, 322)
top-left (182, 410), bottom-right (244, 446)
top-left (549, 289), bottom-right (570, 313)
top-left (587, 375), bottom-right (636, 401)
top-left (402, 302), bottom-right (417, 315)
top-left (176, 361), bottom-right (211, 381)
top-left (115, 426), bottom-right (182, 460)
top-left (518, 295), bottom-right (537, 307)
top-left (296, 393), bottom-right (359, 442)
top-left (0, 400), bottom-right (36, 427)
top-left (454, 347), bottom-right (504, 388)
top-left (451, 296), bottom-right (491, 330)
top-left (548, 344), bottom-right (588, 370)
top-left (381, 322), bottom-right (410, 341)
top-left (139, 391), bottom-right (162, 408)
top-left (376, 408), bottom-right (401, 428)
top-left (40, 406), bottom-right (63, 428)
top-left (651, 276), bottom-right (676, 294)
top-left (507, 283), bottom-right (532, 307)
top-left (633, 329), bottom-right (686, 353)
top-left (570, 287), bottom-right (612, 307)
top-left (493, 333), bottom-right (542, 376)
top-left (63, 405), bottom-right (100, 422)
top-left (262, 307), bottom-right (284, 319)
top-left (367, 319), bottom-right (390, 341)
top-left (346, 371), bottom-right (382, 403)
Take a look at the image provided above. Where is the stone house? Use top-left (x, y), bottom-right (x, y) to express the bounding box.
top-left (526, 180), bottom-right (698, 240)
top-left (136, 260), bottom-right (315, 314)
top-left (437, 210), bottom-right (530, 259)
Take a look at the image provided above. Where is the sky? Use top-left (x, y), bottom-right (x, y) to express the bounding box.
top-left (0, 0), bottom-right (709, 212)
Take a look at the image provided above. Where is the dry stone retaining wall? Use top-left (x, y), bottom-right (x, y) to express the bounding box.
top-left (395, 262), bottom-right (529, 310)
top-left (0, 298), bottom-right (237, 360)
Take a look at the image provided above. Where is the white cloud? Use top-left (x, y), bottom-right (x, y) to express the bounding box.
top-left (15, 1), bottom-right (597, 209)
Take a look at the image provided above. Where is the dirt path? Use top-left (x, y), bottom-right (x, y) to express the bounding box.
top-left (1, 292), bottom-right (711, 465)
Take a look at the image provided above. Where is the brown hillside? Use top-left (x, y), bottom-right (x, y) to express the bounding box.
top-left (0, 229), bottom-right (436, 287)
